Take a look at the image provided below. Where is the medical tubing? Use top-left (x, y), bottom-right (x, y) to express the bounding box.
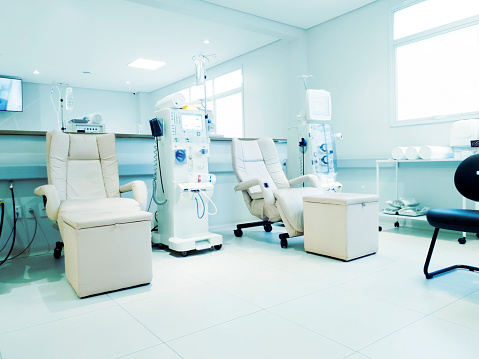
top-left (147, 195), bottom-right (153, 212)
top-left (152, 138), bottom-right (167, 205)
top-left (0, 185), bottom-right (17, 267)
top-left (193, 190), bottom-right (205, 219)
top-left (9, 212), bottom-right (37, 260)
top-left (199, 190), bottom-right (218, 215)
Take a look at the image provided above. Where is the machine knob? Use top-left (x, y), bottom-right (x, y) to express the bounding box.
top-left (321, 155), bottom-right (328, 165)
top-left (175, 149), bottom-right (187, 164)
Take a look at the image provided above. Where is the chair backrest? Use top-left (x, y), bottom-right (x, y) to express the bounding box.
top-left (231, 137), bottom-right (290, 199)
top-left (454, 154), bottom-right (479, 202)
top-left (46, 131), bottom-right (121, 201)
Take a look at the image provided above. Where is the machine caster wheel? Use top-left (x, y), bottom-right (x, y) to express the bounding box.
top-left (157, 243), bottom-right (165, 249)
top-left (394, 221), bottom-right (400, 228)
top-left (234, 229), bottom-right (243, 237)
top-left (214, 244), bottom-right (222, 250)
top-left (378, 226), bottom-right (382, 232)
top-left (279, 233), bottom-right (289, 248)
top-left (180, 251), bottom-right (188, 257)
top-left (264, 224), bottom-right (273, 232)
top-left (53, 248), bottom-right (62, 259)
top-left (53, 241), bottom-right (63, 259)
top-left (458, 237), bottom-right (466, 244)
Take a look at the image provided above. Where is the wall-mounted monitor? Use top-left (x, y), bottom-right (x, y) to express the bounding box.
top-left (0, 77), bottom-right (23, 112)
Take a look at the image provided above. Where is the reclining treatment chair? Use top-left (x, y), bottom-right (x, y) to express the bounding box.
top-left (232, 137), bottom-right (325, 248)
top-left (424, 154), bottom-right (479, 279)
top-left (34, 131), bottom-right (153, 297)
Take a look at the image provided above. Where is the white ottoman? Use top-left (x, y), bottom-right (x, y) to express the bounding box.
top-left (61, 211), bottom-right (153, 298)
top-left (303, 193), bottom-right (379, 261)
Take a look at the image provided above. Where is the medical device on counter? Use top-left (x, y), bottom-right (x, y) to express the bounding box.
top-left (66, 114), bottom-right (105, 133)
top-left (149, 96), bottom-right (222, 257)
top-left (287, 89), bottom-right (343, 192)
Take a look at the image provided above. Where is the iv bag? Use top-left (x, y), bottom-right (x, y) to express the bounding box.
top-left (65, 87), bottom-right (74, 112)
top-left (193, 55), bottom-right (207, 86)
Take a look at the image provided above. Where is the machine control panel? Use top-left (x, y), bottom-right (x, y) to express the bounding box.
top-left (169, 110), bottom-right (207, 144)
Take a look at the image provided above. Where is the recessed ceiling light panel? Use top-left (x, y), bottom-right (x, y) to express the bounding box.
top-left (128, 58), bottom-right (166, 70)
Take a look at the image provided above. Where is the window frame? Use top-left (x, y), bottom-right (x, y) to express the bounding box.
top-left (389, 0), bottom-right (479, 127)
top-left (174, 67), bottom-right (245, 137)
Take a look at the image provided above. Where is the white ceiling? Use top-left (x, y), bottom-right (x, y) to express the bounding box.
top-left (200, 0), bottom-right (377, 29)
top-left (0, 0), bottom-right (376, 93)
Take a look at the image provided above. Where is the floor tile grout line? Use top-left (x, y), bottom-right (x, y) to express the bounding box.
top-left (263, 307), bottom-right (357, 353)
top-left (0, 300), bottom-right (121, 336)
top-left (117, 299), bottom-right (167, 343)
top-left (355, 313), bottom-right (435, 353)
top-left (427, 309), bottom-right (479, 333)
top-left (116, 291), bottom-right (264, 346)
top-left (162, 308), bottom-right (266, 344)
top-left (113, 343), bottom-right (184, 359)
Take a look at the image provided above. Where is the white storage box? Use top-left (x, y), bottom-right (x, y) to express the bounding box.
top-left (61, 211), bottom-right (153, 298)
top-left (303, 193), bottom-right (379, 261)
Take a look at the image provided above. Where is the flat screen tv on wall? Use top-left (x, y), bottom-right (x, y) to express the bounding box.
top-left (0, 77), bottom-right (23, 112)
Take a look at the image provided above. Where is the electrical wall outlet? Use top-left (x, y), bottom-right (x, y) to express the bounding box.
top-left (15, 205), bottom-right (22, 219)
top-left (25, 206), bottom-right (35, 219)
top-left (38, 203), bottom-right (47, 218)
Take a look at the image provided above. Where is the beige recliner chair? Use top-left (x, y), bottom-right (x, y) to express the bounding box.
top-left (231, 137), bottom-right (325, 248)
top-left (34, 131), bottom-right (153, 298)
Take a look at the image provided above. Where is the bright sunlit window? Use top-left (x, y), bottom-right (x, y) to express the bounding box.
top-left (391, 0), bottom-right (479, 125)
top-left (173, 69), bottom-right (243, 137)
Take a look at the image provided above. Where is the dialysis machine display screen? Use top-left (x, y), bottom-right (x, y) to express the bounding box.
top-left (0, 77), bottom-right (23, 112)
top-left (181, 113), bottom-right (203, 131)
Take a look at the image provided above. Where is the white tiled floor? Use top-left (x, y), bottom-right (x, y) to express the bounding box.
top-left (2, 224), bottom-right (479, 358)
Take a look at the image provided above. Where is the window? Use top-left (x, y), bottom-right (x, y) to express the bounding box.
top-left (172, 69), bottom-right (244, 137)
top-left (391, 0), bottom-right (479, 125)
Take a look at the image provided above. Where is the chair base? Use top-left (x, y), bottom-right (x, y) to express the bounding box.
top-left (233, 221), bottom-right (291, 249)
top-left (424, 227), bottom-right (479, 279)
top-left (233, 221), bottom-right (274, 238)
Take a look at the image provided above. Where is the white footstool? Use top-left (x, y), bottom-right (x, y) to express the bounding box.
top-left (303, 193), bottom-right (379, 261)
top-left (61, 211), bottom-right (153, 298)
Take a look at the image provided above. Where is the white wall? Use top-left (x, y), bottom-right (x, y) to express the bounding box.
top-left (0, 83), bottom-right (143, 134)
top-left (307, 0), bottom-right (464, 214)
top-left (307, 0), bottom-right (453, 160)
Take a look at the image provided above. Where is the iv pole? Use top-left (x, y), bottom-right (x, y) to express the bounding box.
top-left (51, 82), bottom-right (73, 132)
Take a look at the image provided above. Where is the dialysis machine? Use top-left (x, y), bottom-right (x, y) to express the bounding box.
top-left (150, 101), bottom-right (222, 257)
top-left (287, 89), bottom-right (343, 192)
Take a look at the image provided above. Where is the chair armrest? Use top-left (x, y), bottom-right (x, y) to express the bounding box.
top-left (289, 174), bottom-right (322, 188)
top-left (34, 185), bottom-right (60, 221)
top-left (234, 178), bottom-right (274, 205)
top-left (119, 180), bottom-right (148, 211)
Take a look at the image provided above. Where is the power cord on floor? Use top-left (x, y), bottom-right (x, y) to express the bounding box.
top-left (0, 183), bottom-right (17, 267)
top-left (8, 209), bottom-right (38, 261)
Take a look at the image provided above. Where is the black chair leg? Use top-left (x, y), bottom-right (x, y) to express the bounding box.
top-left (424, 227), bottom-right (479, 279)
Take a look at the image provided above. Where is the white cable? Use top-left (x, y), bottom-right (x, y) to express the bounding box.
top-left (200, 190), bottom-right (218, 215)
